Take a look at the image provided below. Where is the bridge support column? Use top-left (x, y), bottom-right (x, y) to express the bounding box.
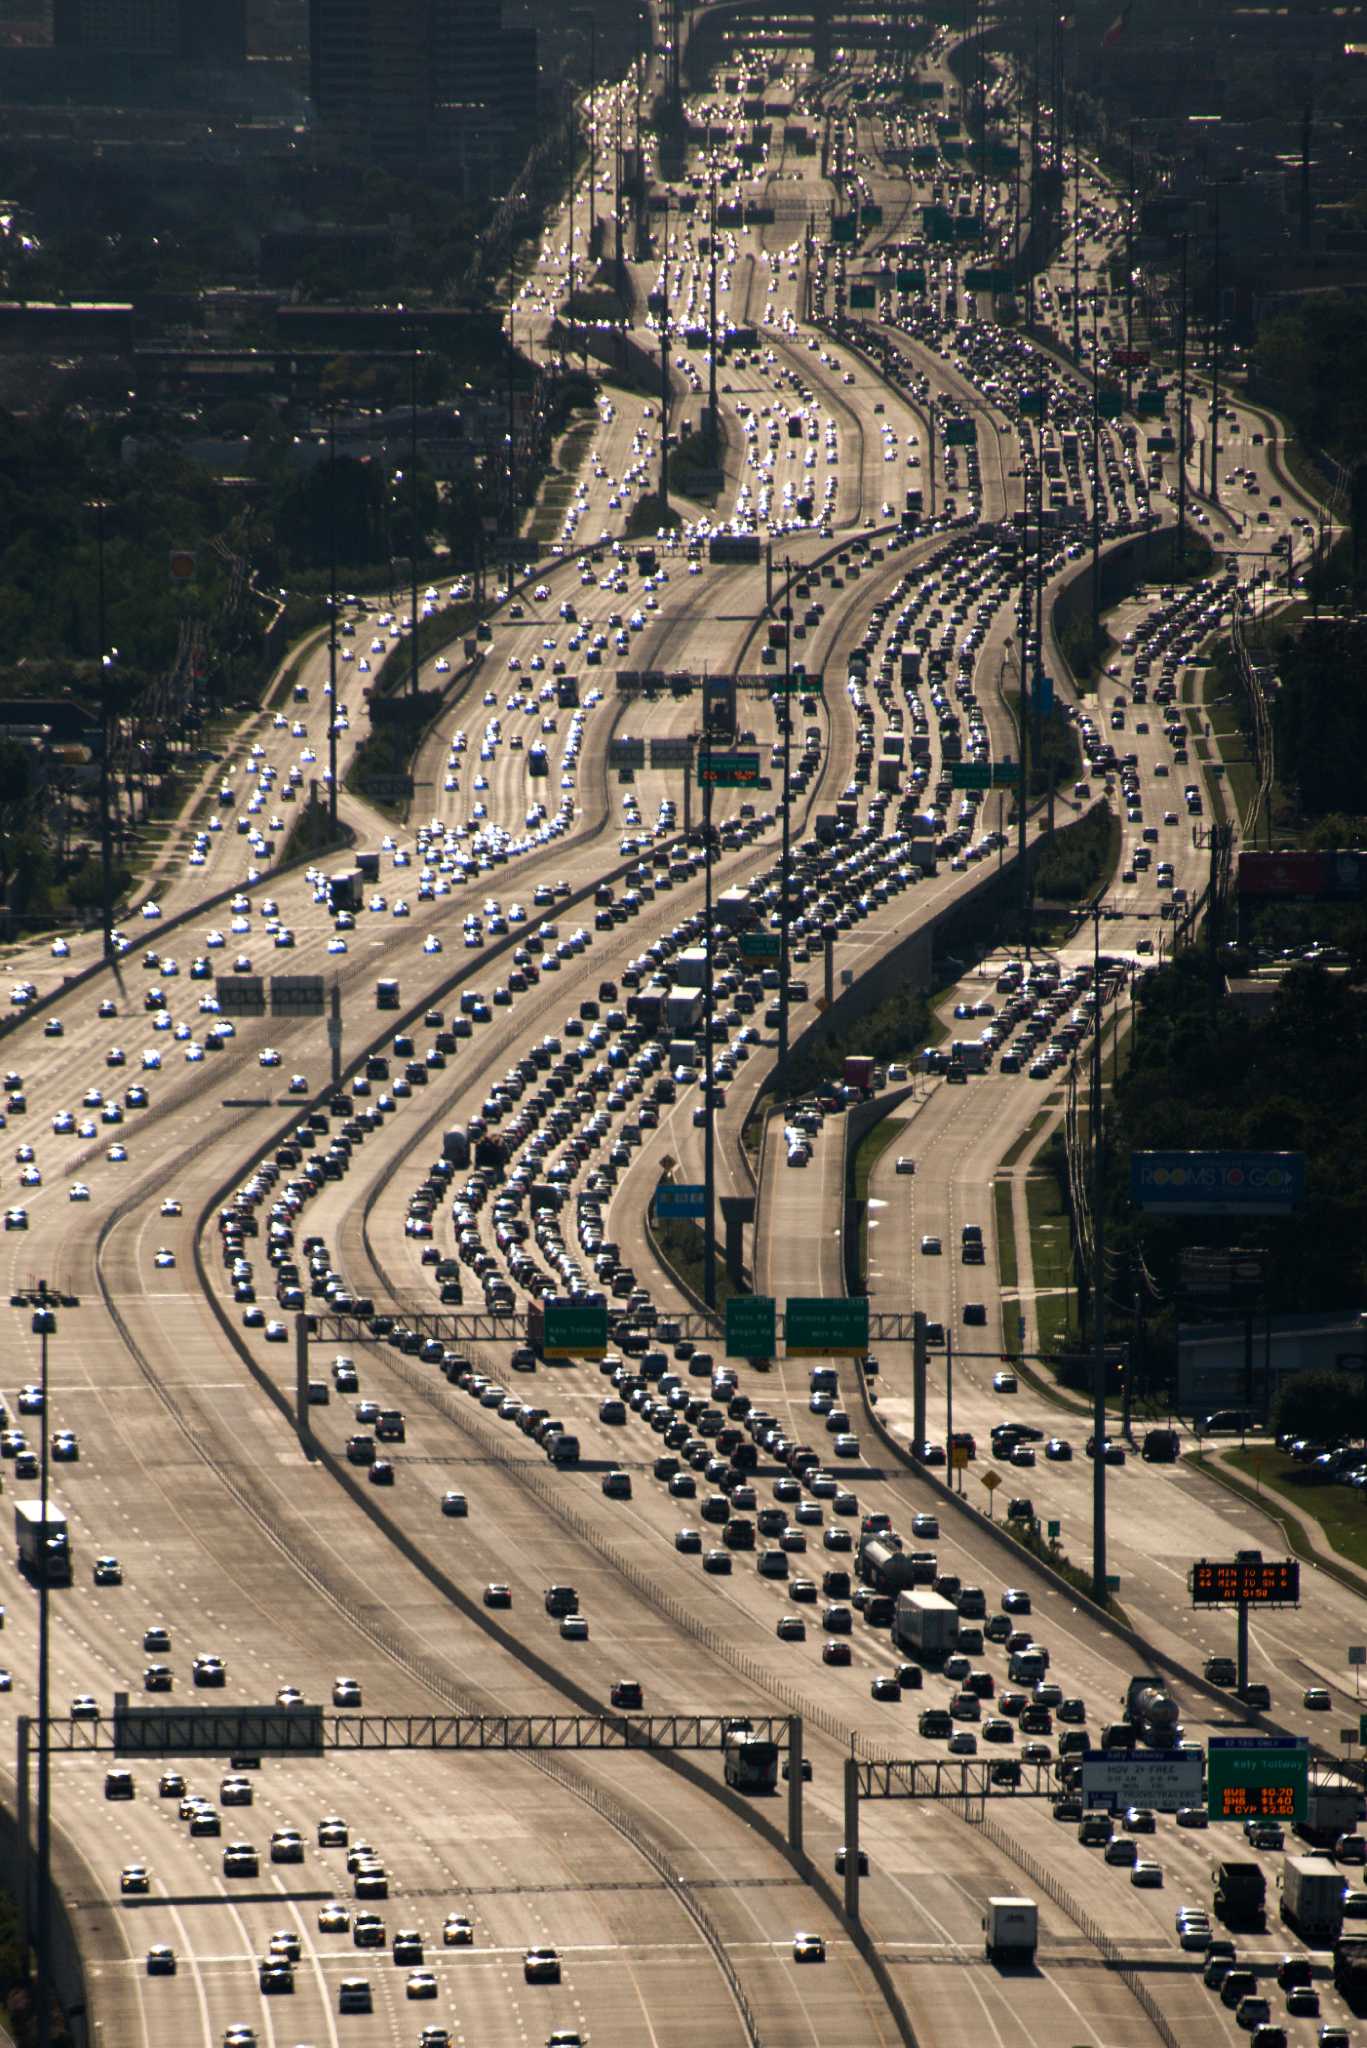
top-left (787, 1717), bottom-right (805, 1858)
top-left (843, 1755), bottom-right (861, 1921)
top-left (719, 1194), bottom-right (754, 1293)
top-left (913, 1310), bottom-right (927, 1458)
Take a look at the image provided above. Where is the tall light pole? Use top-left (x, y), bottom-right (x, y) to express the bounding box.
top-left (327, 413), bottom-right (338, 828)
top-left (701, 732), bottom-right (717, 1307)
top-left (31, 1282), bottom-right (57, 2048)
top-left (1089, 899), bottom-right (1108, 1603)
top-left (87, 499), bottom-right (114, 960)
top-left (409, 347), bottom-right (421, 698)
top-left (777, 560), bottom-right (793, 1070)
top-left (708, 159), bottom-right (720, 466)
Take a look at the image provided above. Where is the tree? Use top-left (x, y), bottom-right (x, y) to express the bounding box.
top-left (1271, 1368), bottom-right (1367, 1446)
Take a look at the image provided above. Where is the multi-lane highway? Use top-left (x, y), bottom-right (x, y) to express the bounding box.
top-left (0, 28), bottom-right (1350, 2048)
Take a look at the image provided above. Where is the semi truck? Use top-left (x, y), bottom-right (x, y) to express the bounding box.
top-left (893, 1589), bottom-right (960, 1664)
top-left (1281, 1855), bottom-right (1346, 1945)
top-left (327, 869), bottom-right (360, 913)
top-left (858, 1538), bottom-right (925, 1597)
top-left (1213, 1859), bottom-right (1266, 1929)
top-left (983, 1897), bottom-right (1037, 1964)
top-left (1334, 1932), bottom-right (1367, 1999)
top-left (355, 851), bottom-right (381, 883)
top-left (877, 755), bottom-right (902, 794)
top-left (1298, 1780), bottom-right (1365, 1847)
top-left (15, 1500), bottom-right (71, 1586)
top-left (843, 1055), bottom-right (875, 1093)
top-left (666, 988), bottom-right (703, 1034)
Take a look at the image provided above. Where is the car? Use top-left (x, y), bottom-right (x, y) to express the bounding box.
top-left (484, 1583), bottom-right (512, 1607)
top-left (525, 1946), bottom-right (561, 1983)
top-left (834, 1845), bottom-right (868, 1876)
top-left (1303, 1685), bottom-right (1331, 1710)
top-left (406, 1970), bottom-right (439, 1999)
top-left (441, 1490), bottom-right (468, 1517)
top-left (793, 1931), bottom-right (826, 1961)
top-left (146, 1943), bottom-right (176, 1975)
top-left (93, 1555), bottom-right (122, 1585)
top-left (120, 1863), bottom-right (150, 1894)
top-left (318, 1901), bottom-right (351, 1933)
top-left (920, 1235), bottom-right (941, 1255)
top-left (911, 1513), bottom-right (939, 1538)
top-left (1176, 1806), bottom-right (1209, 1828)
top-left (443, 1913), bottom-right (474, 1945)
top-left (561, 1614), bottom-right (589, 1640)
top-left (1131, 1860), bottom-right (1163, 1887)
top-left (332, 1676), bottom-right (362, 1707)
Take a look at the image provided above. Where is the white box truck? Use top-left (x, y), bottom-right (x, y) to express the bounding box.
top-left (984, 1897), bottom-right (1037, 1963)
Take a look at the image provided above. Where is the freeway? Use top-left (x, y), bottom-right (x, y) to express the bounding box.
top-left (0, 28), bottom-right (1352, 2048)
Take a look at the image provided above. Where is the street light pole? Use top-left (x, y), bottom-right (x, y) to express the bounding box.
top-left (327, 413), bottom-right (338, 828)
top-left (1090, 900), bottom-right (1108, 1602)
top-left (708, 161), bottom-right (720, 466)
top-left (88, 499), bottom-right (113, 961)
top-left (409, 349), bottom-right (421, 698)
top-left (31, 1283), bottom-right (56, 2048)
top-left (778, 559), bottom-right (793, 1071)
top-left (702, 738), bottom-right (717, 1307)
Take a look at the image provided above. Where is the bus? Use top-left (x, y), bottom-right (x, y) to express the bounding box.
top-left (375, 978), bottom-right (400, 1011)
top-left (723, 1733), bottom-right (779, 1794)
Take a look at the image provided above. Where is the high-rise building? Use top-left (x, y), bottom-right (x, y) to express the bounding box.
top-left (311, 0), bottom-right (536, 163)
top-left (52, 0), bottom-right (246, 58)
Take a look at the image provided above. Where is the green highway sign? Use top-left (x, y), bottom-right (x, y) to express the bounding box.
top-left (831, 213), bottom-right (857, 244)
top-left (1097, 387), bottom-right (1124, 418)
top-left (1136, 390), bottom-right (1165, 417)
top-left (963, 266), bottom-right (1011, 292)
top-left (849, 284), bottom-right (876, 310)
top-left (543, 1302), bottom-right (608, 1359)
top-left (697, 751), bottom-right (761, 788)
top-left (739, 930), bottom-right (781, 960)
top-left (785, 1296), bottom-right (869, 1356)
top-left (951, 762), bottom-right (992, 789)
top-left (992, 760), bottom-right (1021, 786)
top-left (726, 1295), bottom-right (776, 1359)
top-left (944, 420), bottom-right (977, 447)
top-left (897, 268), bottom-right (928, 291)
top-left (1207, 1738), bottom-right (1309, 1823)
top-left (1046, 1519), bottom-right (1061, 1539)
top-left (1019, 389), bottom-right (1044, 417)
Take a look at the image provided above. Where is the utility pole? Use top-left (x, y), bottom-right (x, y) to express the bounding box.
top-left (327, 413), bottom-right (338, 828)
top-left (1089, 900), bottom-right (1108, 1603)
top-left (1175, 231), bottom-right (1190, 575)
top-left (585, 13), bottom-right (597, 262)
top-left (778, 560), bottom-right (793, 1070)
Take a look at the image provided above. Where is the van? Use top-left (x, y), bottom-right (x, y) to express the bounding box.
top-left (339, 1978), bottom-right (373, 2014)
top-left (1009, 1649), bottom-right (1046, 1684)
top-left (1142, 1428), bottom-right (1180, 1462)
top-left (1199, 1409), bottom-right (1254, 1436)
top-left (757, 1549), bottom-right (789, 1579)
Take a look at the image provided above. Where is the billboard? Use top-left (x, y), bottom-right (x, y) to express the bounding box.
top-left (1130, 1151), bottom-right (1304, 1215)
top-left (1080, 1748), bottom-right (1204, 1812)
top-left (1238, 849), bottom-right (1365, 901)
